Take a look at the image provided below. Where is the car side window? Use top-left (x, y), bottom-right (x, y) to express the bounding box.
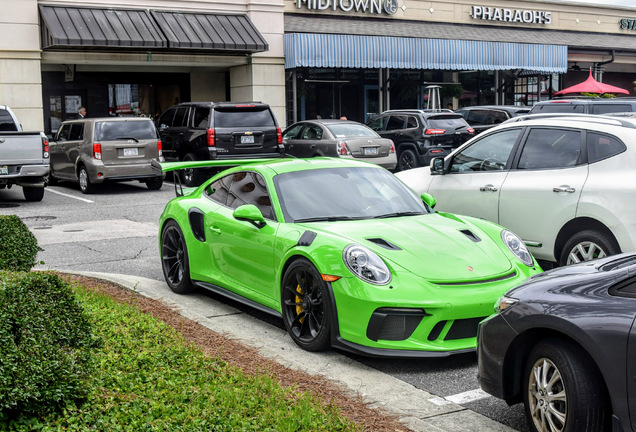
top-left (450, 128), bottom-right (521, 172)
top-left (193, 107), bottom-right (210, 128)
top-left (367, 116), bottom-right (387, 131)
top-left (386, 116), bottom-right (406, 131)
top-left (302, 125), bottom-right (322, 140)
top-left (517, 128), bottom-right (582, 170)
top-left (69, 124), bottom-right (84, 141)
top-left (173, 107), bottom-right (189, 127)
top-left (590, 104), bottom-right (632, 114)
top-left (157, 108), bottom-right (176, 130)
top-left (56, 124), bottom-right (72, 141)
top-left (206, 172), bottom-right (275, 220)
top-left (406, 116), bottom-right (418, 129)
top-left (283, 124), bottom-right (304, 140)
top-left (587, 132), bottom-right (625, 163)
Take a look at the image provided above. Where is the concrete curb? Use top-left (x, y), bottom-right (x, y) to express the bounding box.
top-left (62, 270), bottom-right (517, 432)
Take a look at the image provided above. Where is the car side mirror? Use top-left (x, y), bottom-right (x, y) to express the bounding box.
top-left (430, 157), bottom-right (446, 175)
top-left (421, 193), bottom-right (437, 209)
top-left (233, 204), bottom-right (266, 229)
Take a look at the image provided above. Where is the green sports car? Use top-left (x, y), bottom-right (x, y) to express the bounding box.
top-left (157, 157), bottom-right (542, 357)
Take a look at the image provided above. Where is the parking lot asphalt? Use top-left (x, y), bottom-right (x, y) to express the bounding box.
top-left (61, 270), bottom-right (517, 432)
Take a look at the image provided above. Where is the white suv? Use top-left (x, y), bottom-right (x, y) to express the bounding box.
top-left (396, 114), bottom-right (636, 267)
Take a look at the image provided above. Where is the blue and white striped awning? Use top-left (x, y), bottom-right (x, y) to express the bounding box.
top-left (284, 33), bottom-right (567, 73)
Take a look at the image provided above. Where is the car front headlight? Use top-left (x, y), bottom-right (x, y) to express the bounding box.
top-left (494, 295), bottom-right (519, 314)
top-left (343, 245), bottom-right (391, 285)
top-left (501, 230), bottom-right (534, 267)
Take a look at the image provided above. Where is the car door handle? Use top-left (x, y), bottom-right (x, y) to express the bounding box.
top-left (553, 186), bottom-right (575, 193)
top-left (479, 184), bottom-right (498, 192)
top-left (209, 226), bottom-right (221, 235)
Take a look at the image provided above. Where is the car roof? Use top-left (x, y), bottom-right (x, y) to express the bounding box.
top-left (458, 105), bottom-right (529, 112)
top-left (61, 117), bottom-right (154, 124)
top-left (502, 112), bottom-right (636, 129)
top-left (535, 98), bottom-right (636, 105)
top-left (296, 119), bottom-right (367, 126)
top-left (174, 101), bottom-right (270, 109)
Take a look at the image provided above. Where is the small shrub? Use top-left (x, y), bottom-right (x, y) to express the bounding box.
top-left (0, 216), bottom-right (39, 271)
top-left (0, 272), bottom-right (99, 416)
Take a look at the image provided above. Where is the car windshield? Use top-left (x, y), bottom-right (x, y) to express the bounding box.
top-left (326, 123), bottom-right (378, 138)
top-left (94, 121), bottom-right (157, 141)
top-left (275, 167), bottom-right (429, 223)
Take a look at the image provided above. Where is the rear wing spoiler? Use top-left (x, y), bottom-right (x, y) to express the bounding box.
top-left (151, 158), bottom-right (290, 197)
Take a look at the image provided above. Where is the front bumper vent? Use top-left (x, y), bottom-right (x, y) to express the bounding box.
top-left (366, 307), bottom-right (429, 342)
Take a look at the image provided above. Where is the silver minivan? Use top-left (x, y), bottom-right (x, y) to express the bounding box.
top-left (49, 117), bottom-right (165, 193)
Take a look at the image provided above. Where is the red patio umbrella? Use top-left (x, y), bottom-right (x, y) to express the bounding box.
top-left (554, 69), bottom-right (629, 96)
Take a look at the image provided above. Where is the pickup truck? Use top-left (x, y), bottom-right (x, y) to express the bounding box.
top-left (0, 106), bottom-right (49, 201)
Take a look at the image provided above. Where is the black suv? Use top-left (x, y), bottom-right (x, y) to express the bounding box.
top-left (529, 98), bottom-right (636, 115)
top-left (455, 105), bottom-right (530, 135)
top-left (156, 102), bottom-right (284, 186)
top-left (366, 109), bottom-right (474, 171)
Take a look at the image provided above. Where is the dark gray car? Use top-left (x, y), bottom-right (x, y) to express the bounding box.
top-left (455, 105), bottom-right (530, 134)
top-left (478, 253), bottom-right (636, 432)
top-left (282, 119), bottom-right (396, 170)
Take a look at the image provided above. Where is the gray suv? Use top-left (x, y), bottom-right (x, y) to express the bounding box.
top-left (529, 98), bottom-right (636, 115)
top-left (49, 117), bottom-right (165, 193)
top-left (367, 109), bottom-right (474, 171)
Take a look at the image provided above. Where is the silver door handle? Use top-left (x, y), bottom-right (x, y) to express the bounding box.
top-left (479, 184), bottom-right (498, 192)
top-left (553, 186), bottom-right (575, 193)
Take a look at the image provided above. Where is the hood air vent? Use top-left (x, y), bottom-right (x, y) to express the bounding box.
top-left (366, 238), bottom-right (401, 251)
top-left (460, 229), bottom-right (481, 243)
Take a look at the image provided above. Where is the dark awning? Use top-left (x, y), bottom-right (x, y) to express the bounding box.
top-left (39, 5), bottom-right (268, 53)
top-left (151, 10), bottom-right (268, 52)
top-left (40, 5), bottom-right (166, 49)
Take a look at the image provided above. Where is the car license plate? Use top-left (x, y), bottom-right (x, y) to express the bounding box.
top-left (364, 147), bottom-right (378, 156)
top-left (0, 166), bottom-right (7, 175)
top-left (124, 148), bottom-right (138, 156)
top-left (241, 135), bottom-right (255, 144)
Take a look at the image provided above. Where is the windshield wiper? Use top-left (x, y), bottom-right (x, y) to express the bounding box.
top-left (294, 216), bottom-right (364, 223)
top-left (373, 211), bottom-right (425, 219)
top-left (115, 137), bottom-right (139, 142)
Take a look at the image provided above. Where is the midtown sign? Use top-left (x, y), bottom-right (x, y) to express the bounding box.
top-left (470, 6), bottom-right (552, 24)
top-left (296, 0), bottom-right (399, 15)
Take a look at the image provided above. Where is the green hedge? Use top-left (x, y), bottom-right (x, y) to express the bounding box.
top-left (0, 272), bottom-right (99, 416)
top-left (0, 216), bottom-right (39, 271)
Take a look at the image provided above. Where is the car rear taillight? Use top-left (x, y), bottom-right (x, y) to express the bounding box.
top-left (207, 128), bottom-right (215, 147)
top-left (93, 143), bottom-right (102, 160)
top-left (390, 140), bottom-right (395, 153)
top-left (337, 142), bottom-right (350, 155)
top-left (425, 129), bottom-right (446, 135)
top-left (276, 127), bottom-right (282, 145)
top-left (42, 135), bottom-right (49, 159)
top-left (467, 127), bottom-right (475, 134)
top-left (157, 140), bottom-right (163, 157)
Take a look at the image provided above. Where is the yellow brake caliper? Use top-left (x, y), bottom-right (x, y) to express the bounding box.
top-left (295, 280), bottom-right (304, 323)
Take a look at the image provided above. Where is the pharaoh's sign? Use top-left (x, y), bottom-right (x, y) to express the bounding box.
top-left (470, 6), bottom-right (552, 25)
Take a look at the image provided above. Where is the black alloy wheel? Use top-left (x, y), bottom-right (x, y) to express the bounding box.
top-left (182, 153), bottom-right (204, 187)
top-left (160, 220), bottom-right (194, 294)
top-left (281, 258), bottom-right (332, 352)
top-left (397, 148), bottom-right (420, 171)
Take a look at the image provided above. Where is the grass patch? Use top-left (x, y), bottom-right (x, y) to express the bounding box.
top-left (3, 278), bottom-right (360, 431)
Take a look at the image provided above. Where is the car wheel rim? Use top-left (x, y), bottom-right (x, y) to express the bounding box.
top-left (79, 169), bottom-right (88, 191)
top-left (283, 268), bottom-right (324, 342)
top-left (400, 153), bottom-right (414, 170)
top-left (566, 241), bottom-right (606, 265)
top-left (528, 357), bottom-right (567, 432)
top-left (183, 168), bottom-right (194, 185)
top-left (162, 226), bottom-right (185, 286)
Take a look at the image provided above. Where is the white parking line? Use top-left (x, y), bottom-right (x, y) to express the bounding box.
top-left (46, 188), bottom-right (94, 203)
top-left (429, 388), bottom-right (491, 406)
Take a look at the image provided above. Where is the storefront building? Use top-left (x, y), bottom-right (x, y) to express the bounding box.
top-left (283, 0), bottom-right (636, 125)
top-left (2, 0), bottom-right (285, 134)
top-left (1, 0), bottom-right (635, 133)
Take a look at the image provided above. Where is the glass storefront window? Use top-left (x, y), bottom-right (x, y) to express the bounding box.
top-left (108, 84), bottom-right (152, 117)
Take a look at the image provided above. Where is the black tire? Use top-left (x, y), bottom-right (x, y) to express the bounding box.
top-left (523, 338), bottom-right (608, 432)
top-left (182, 153), bottom-right (204, 187)
top-left (146, 177), bottom-right (163, 190)
top-left (559, 229), bottom-right (620, 266)
top-left (23, 186), bottom-right (44, 202)
top-left (78, 165), bottom-right (95, 194)
top-left (281, 258), bottom-right (332, 352)
top-left (397, 148), bottom-right (420, 172)
top-left (160, 220), bottom-right (194, 294)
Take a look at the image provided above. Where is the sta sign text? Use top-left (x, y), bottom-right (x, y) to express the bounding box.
top-left (471, 6), bottom-right (552, 25)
